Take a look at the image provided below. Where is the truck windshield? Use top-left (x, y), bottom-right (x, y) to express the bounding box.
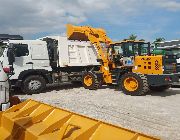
top-left (0, 43), bottom-right (6, 57)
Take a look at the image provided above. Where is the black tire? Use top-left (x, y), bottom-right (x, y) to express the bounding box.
top-left (149, 85), bottom-right (170, 92)
top-left (22, 75), bottom-right (46, 94)
top-left (82, 72), bottom-right (100, 90)
top-left (119, 73), bottom-right (149, 96)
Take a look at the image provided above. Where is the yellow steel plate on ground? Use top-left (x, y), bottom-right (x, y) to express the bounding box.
top-left (0, 99), bottom-right (160, 140)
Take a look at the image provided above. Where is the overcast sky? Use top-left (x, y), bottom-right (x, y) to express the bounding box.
top-left (0, 0), bottom-right (179, 41)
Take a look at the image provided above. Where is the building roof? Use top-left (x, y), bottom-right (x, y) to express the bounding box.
top-left (159, 40), bottom-right (180, 48)
top-left (0, 34), bottom-right (23, 41)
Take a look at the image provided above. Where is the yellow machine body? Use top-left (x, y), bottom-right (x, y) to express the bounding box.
top-left (0, 99), bottom-right (159, 140)
top-left (132, 55), bottom-right (163, 75)
top-left (67, 24), bottom-right (113, 84)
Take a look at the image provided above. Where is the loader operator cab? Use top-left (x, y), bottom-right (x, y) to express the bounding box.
top-left (109, 40), bottom-right (151, 66)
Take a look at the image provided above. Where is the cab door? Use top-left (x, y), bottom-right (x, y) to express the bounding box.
top-left (10, 44), bottom-right (32, 79)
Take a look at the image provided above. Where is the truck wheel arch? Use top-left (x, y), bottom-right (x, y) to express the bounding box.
top-left (18, 69), bottom-right (51, 84)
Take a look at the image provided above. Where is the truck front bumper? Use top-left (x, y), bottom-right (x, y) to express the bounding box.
top-left (146, 74), bottom-right (179, 86)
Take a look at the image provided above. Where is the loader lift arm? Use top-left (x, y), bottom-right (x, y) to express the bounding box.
top-left (67, 24), bottom-right (113, 84)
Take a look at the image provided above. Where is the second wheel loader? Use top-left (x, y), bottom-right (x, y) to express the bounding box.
top-left (67, 24), bottom-right (179, 95)
top-left (109, 40), bottom-right (178, 93)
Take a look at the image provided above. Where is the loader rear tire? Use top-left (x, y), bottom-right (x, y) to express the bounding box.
top-left (22, 75), bottom-right (46, 94)
top-left (120, 73), bottom-right (149, 96)
top-left (82, 72), bottom-right (100, 90)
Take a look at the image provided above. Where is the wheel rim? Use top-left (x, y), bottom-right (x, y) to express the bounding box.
top-left (84, 75), bottom-right (93, 87)
top-left (28, 80), bottom-right (41, 90)
top-left (123, 77), bottom-right (139, 92)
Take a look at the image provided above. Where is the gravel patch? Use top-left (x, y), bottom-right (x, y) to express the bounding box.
top-left (13, 84), bottom-right (180, 140)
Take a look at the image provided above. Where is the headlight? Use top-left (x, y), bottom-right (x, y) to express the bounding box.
top-left (162, 66), bottom-right (164, 71)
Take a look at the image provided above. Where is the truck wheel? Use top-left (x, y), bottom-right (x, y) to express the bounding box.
top-left (149, 85), bottom-right (170, 92)
top-left (22, 75), bottom-right (46, 94)
top-left (82, 72), bottom-right (100, 90)
top-left (120, 73), bottom-right (149, 96)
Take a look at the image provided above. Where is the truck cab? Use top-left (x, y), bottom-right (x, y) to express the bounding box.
top-left (1, 40), bottom-right (52, 94)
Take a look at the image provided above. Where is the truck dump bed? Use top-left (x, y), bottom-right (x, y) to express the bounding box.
top-left (0, 99), bottom-right (160, 140)
top-left (42, 36), bottom-right (100, 67)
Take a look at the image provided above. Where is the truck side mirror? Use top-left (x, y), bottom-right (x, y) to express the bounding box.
top-left (7, 48), bottom-right (15, 65)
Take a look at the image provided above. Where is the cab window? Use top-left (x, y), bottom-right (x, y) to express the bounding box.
top-left (114, 45), bottom-right (123, 54)
top-left (13, 44), bottom-right (29, 57)
top-left (0, 43), bottom-right (6, 57)
top-left (123, 43), bottom-right (134, 57)
top-left (140, 43), bottom-right (148, 55)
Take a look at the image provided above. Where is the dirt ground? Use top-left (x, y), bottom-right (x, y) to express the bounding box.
top-left (13, 84), bottom-right (180, 140)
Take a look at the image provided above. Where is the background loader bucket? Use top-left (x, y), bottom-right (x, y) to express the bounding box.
top-left (0, 99), bottom-right (160, 140)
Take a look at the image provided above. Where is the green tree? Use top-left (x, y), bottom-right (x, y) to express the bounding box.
top-left (153, 37), bottom-right (165, 46)
top-left (128, 34), bottom-right (137, 40)
top-left (139, 39), bottom-right (145, 41)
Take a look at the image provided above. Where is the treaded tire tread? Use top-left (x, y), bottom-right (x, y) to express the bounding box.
top-left (82, 72), bottom-right (100, 90)
top-left (120, 73), bottom-right (149, 96)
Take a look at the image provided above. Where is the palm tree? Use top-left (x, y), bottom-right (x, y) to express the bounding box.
top-left (153, 37), bottom-right (165, 46)
top-left (128, 34), bottom-right (137, 40)
top-left (139, 39), bottom-right (145, 41)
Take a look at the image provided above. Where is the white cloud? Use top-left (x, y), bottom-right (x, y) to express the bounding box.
top-left (150, 0), bottom-right (180, 11)
top-left (0, 0), bottom-right (179, 38)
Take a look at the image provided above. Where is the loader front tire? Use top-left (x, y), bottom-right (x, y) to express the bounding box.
top-left (82, 72), bottom-right (100, 90)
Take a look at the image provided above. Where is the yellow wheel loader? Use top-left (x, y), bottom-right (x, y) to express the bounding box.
top-left (110, 40), bottom-right (179, 94)
top-left (67, 24), bottom-right (114, 89)
top-left (67, 24), bottom-right (179, 95)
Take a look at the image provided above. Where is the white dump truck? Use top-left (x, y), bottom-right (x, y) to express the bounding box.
top-left (0, 36), bottom-right (101, 94)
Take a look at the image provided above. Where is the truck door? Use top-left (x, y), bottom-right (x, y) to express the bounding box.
top-left (11, 44), bottom-right (32, 77)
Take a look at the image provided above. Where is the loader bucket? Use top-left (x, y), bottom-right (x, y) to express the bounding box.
top-left (67, 24), bottom-right (111, 43)
top-left (67, 24), bottom-right (89, 41)
top-left (0, 99), bottom-right (160, 140)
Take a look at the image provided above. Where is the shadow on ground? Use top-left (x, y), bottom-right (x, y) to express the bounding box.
top-left (10, 83), bottom-right (82, 96)
top-left (147, 88), bottom-right (180, 97)
top-left (10, 83), bottom-right (180, 97)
